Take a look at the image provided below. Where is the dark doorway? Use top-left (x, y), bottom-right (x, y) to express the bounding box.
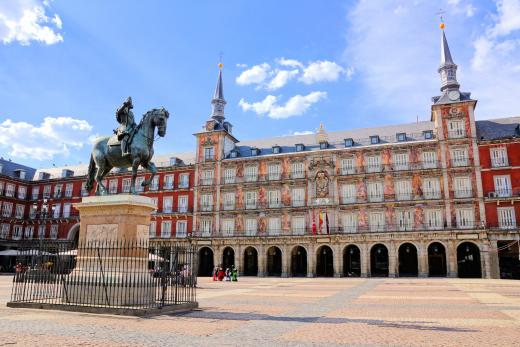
top-left (370, 244), bottom-right (389, 277)
top-left (457, 242), bottom-right (482, 278)
top-left (198, 247), bottom-right (214, 276)
top-left (498, 240), bottom-right (520, 279)
top-left (316, 245), bottom-right (334, 277)
top-left (222, 247), bottom-right (235, 270)
top-left (398, 243), bottom-right (418, 277)
top-left (428, 242), bottom-right (447, 277)
top-left (344, 245), bottom-right (361, 277)
top-left (291, 246), bottom-right (307, 277)
top-left (243, 247), bottom-right (258, 276)
top-left (267, 246), bottom-right (282, 276)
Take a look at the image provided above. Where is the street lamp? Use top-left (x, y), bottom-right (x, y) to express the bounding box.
top-left (32, 198), bottom-right (55, 267)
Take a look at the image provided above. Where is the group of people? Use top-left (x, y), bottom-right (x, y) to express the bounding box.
top-left (213, 264), bottom-right (238, 282)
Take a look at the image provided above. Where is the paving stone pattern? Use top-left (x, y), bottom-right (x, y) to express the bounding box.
top-left (0, 276), bottom-right (519, 346)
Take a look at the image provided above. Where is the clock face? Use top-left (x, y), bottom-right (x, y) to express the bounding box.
top-left (448, 90), bottom-right (460, 101)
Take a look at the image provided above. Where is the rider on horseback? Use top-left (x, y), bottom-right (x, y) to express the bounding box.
top-left (115, 96), bottom-right (136, 156)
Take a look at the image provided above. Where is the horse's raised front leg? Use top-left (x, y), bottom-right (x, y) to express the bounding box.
top-left (130, 158), bottom-right (140, 195)
top-left (141, 161), bottom-right (157, 187)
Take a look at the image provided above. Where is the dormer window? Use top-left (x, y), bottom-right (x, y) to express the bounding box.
top-left (423, 130), bottom-right (433, 140)
top-left (272, 145), bottom-right (281, 154)
top-left (295, 144), bottom-right (305, 152)
top-left (396, 133), bottom-right (406, 142)
top-left (61, 169), bottom-right (74, 178)
top-left (319, 141), bottom-right (328, 150)
top-left (344, 138), bottom-right (353, 147)
top-left (230, 150), bottom-right (238, 158)
top-left (251, 148), bottom-right (260, 156)
top-left (370, 135), bottom-right (380, 144)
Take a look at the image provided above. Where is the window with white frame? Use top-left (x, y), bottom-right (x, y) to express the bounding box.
top-left (2, 202), bottom-right (13, 217)
top-left (367, 181), bottom-right (383, 202)
top-left (204, 147), bottom-right (215, 161)
top-left (201, 194), bottom-right (213, 211)
top-left (5, 184), bottom-right (15, 197)
top-left (29, 205), bottom-right (36, 219)
top-left (54, 184), bottom-right (62, 198)
top-left (176, 220), bottom-right (187, 237)
top-left (341, 183), bottom-right (356, 204)
top-left (268, 190), bottom-right (281, 208)
top-left (454, 176), bottom-right (472, 198)
top-left (63, 203), bottom-right (71, 218)
top-left (12, 225), bottom-right (23, 240)
top-left (179, 173), bottom-right (189, 188)
top-left (64, 183), bottom-right (73, 198)
top-left (393, 152), bottom-right (409, 170)
top-left (245, 165), bottom-right (258, 182)
top-left (161, 221), bottom-right (172, 238)
top-left (53, 204), bottom-right (61, 218)
top-left (291, 162), bottom-right (305, 179)
top-left (32, 186), bottom-right (39, 200)
top-left (425, 209), bottom-right (443, 230)
top-left (268, 217), bottom-right (281, 235)
top-left (122, 178), bottom-right (131, 193)
top-left (222, 219), bottom-right (235, 237)
top-left (490, 147), bottom-right (508, 167)
top-left (0, 224), bottom-right (9, 239)
top-left (162, 197), bottom-right (173, 213)
top-left (201, 219), bottom-right (212, 236)
top-left (149, 221), bottom-right (156, 238)
top-left (81, 182), bottom-right (89, 196)
top-left (109, 179), bottom-right (118, 194)
top-left (451, 147), bottom-right (468, 167)
top-left (342, 212), bottom-right (358, 233)
top-left (222, 192), bottom-right (235, 210)
top-left (292, 216), bottom-right (305, 235)
top-left (150, 197), bottom-right (158, 209)
top-left (368, 211), bottom-right (385, 232)
top-left (498, 207), bottom-right (516, 229)
top-left (245, 218), bottom-right (257, 236)
top-left (43, 185), bottom-right (51, 199)
top-left (163, 174), bottom-right (174, 189)
top-left (291, 187), bottom-right (305, 207)
top-left (340, 157), bottom-right (355, 175)
top-left (245, 191), bottom-right (257, 209)
top-left (365, 155), bottom-right (381, 173)
top-left (150, 176), bottom-right (159, 191)
top-left (178, 195), bottom-right (188, 213)
top-left (135, 176), bottom-right (145, 192)
top-left (448, 119), bottom-right (465, 138)
top-left (456, 207), bottom-right (475, 229)
top-left (395, 180), bottom-right (412, 200)
top-left (50, 225), bottom-right (58, 239)
top-left (38, 225), bottom-right (45, 239)
top-left (268, 163), bottom-right (281, 180)
top-left (423, 177), bottom-right (441, 199)
top-left (494, 175), bottom-right (512, 197)
top-left (15, 204), bottom-right (24, 219)
top-left (201, 170), bottom-right (214, 185)
top-left (422, 151), bottom-right (437, 169)
top-left (396, 210), bottom-right (414, 231)
top-left (224, 167), bottom-right (236, 184)
top-left (18, 186), bottom-right (26, 199)
top-left (24, 226), bottom-right (34, 239)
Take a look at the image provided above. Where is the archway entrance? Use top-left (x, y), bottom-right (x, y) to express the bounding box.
top-left (198, 247), bottom-right (214, 276)
top-left (457, 242), bottom-right (482, 278)
top-left (243, 247), bottom-right (258, 276)
top-left (291, 246), bottom-right (307, 277)
top-left (266, 246), bottom-right (282, 276)
top-left (316, 245), bottom-right (334, 277)
top-left (398, 243), bottom-right (418, 277)
top-left (370, 244), bottom-right (389, 277)
top-left (343, 245), bottom-right (361, 277)
top-left (428, 242), bottom-right (447, 277)
top-left (222, 247), bottom-right (235, 270)
top-left (498, 240), bottom-right (520, 279)
top-left (67, 224), bottom-right (80, 246)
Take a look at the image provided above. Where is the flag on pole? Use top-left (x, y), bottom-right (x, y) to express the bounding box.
top-left (325, 211), bottom-right (330, 234)
top-left (319, 211), bottom-right (324, 234)
top-left (312, 210), bottom-right (317, 235)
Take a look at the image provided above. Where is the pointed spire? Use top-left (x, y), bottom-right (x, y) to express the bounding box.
top-left (210, 63), bottom-right (226, 122)
top-left (437, 22), bottom-right (459, 92)
top-left (213, 64), bottom-right (224, 100)
top-left (440, 30), bottom-right (454, 66)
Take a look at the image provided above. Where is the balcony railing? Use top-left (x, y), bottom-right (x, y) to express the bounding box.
top-left (339, 161), bottom-right (442, 176)
top-left (454, 189), bottom-right (473, 199)
top-left (448, 130), bottom-right (466, 139)
top-left (486, 189), bottom-right (520, 199)
top-left (200, 178), bottom-right (214, 186)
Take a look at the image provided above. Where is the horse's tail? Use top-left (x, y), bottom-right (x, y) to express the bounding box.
top-left (85, 155), bottom-right (96, 192)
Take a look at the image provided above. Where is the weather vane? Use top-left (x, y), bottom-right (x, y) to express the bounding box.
top-left (218, 51), bottom-right (224, 69)
top-left (436, 8), bottom-right (446, 29)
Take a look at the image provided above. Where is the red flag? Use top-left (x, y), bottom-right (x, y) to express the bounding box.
top-left (312, 211), bottom-right (317, 235)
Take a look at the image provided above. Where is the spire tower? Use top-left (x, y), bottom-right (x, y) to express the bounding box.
top-left (210, 63), bottom-right (226, 123)
top-left (438, 22), bottom-right (460, 93)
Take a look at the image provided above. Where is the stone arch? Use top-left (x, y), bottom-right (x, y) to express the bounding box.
top-left (266, 246), bottom-right (282, 276)
top-left (370, 243), bottom-right (389, 277)
top-left (198, 246), bottom-right (214, 276)
top-left (427, 242), bottom-right (447, 277)
top-left (291, 245), bottom-right (307, 277)
top-left (222, 246), bottom-right (235, 269)
top-left (316, 245), bottom-right (334, 277)
top-left (457, 241), bottom-right (482, 278)
top-left (67, 223), bottom-right (80, 244)
top-left (343, 244), bottom-right (361, 277)
top-left (398, 242), bottom-right (418, 277)
top-left (243, 246), bottom-right (258, 276)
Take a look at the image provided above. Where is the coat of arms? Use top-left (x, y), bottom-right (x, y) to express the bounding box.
top-left (315, 170), bottom-right (329, 198)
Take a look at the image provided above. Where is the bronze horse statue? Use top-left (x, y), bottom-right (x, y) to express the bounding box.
top-left (85, 107), bottom-right (169, 195)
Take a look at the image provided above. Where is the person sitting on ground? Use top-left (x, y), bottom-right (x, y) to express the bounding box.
top-left (217, 267), bottom-right (225, 281)
top-left (231, 265), bottom-right (238, 282)
top-left (225, 268), bottom-right (231, 281)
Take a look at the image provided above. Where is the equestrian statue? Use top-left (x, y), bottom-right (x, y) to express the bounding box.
top-left (85, 97), bottom-right (170, 195)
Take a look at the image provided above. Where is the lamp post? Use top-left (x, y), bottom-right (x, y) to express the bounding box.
top-left (32, 199), bottom-right (55, 267)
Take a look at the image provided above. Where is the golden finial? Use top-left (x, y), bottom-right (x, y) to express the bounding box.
top-left (218, 62), bottom-right (223, 69)
top-left (440, 22), bottom-right (445, 30)
top-left (437, 9), bottom-right (446, 29)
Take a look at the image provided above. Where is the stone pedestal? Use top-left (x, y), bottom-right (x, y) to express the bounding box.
top-left (65, 195), bottom-right (156, 306)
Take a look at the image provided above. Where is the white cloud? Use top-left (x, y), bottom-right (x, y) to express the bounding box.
top-left (490, 0), bottom-right (520, 36)
top-left (235, 63), bottom-right (271, 86)
top-left (288, 130), bottom-right (313, 135)
top-left (239, 91), bottom-right (327, 119)
top-left (0, 117), bottom-right (94, 160)
top-left (276, 58), bottom-right (304, 68)
top-left (0, 0), bottom-right (64, 45)
top-left (266, 69), bottom-right (299, 90)
top-left (299, 60), bottom-right (348, 84)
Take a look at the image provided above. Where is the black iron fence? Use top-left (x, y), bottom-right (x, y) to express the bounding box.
top-left (9, 240), bottom-right (197, 313)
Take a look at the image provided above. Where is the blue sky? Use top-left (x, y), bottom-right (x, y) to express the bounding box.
top-left (1, 0), bottom-right (519, 169)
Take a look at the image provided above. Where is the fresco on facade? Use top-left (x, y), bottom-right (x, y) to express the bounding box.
top-left (282, 213), bottom-right (290, 232)
top-left (282, 184), bottom-right (291, 206)
top-left (236, 215), bottom-right (243, 233)
top-left (236, 185), bottom-right (244, 209)
top-left (412, 174), bottom-right (423, 198)
top-left (410, 147), bottom-right (419, 164)
top-left (282, 158), bottom-right (290, 179)
top-left (414, 205), bottom-right (423, 228)
top-left (385, 206), bottom-right (394, 227)
top-left (382, 148), bottom-right (391, 170)
top-left (384, 174), bottom-right (394, 198)
top-left (258, 161), bottom-right (267, 179)
top-left (358, 208), bottom-right (368, 227)
top-left (258, 187), bottom-right (266, 206)
top-left (355, 152), bottom-right (363, 172)
top-left (259, 216), bottom-right (267, 233)
top-left (356, 180), bottom-right (367, 201)
top-left (236, 162), bottom-right (244, 178)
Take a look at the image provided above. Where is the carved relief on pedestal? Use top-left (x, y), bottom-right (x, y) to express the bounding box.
top-left (86, 224), bottom-right (118, 243)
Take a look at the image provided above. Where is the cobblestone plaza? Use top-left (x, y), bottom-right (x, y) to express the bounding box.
top-left (1, 276), bottom-right (520, 346)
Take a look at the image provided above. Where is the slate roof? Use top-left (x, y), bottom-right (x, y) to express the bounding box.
top-left (476, 117), bottom-right (520, 141)
top-left (0, 158), bottom-right (36, 180)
